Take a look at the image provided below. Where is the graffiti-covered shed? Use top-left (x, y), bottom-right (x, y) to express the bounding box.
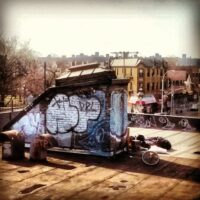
top-left (5, 63), bottom-right (129, 157)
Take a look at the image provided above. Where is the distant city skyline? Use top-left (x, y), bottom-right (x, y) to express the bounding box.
top-left (1, 0), bottom-right (200, 58)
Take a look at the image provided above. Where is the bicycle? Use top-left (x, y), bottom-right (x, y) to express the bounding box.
top-left (128, 138), bottom-right (160, 166)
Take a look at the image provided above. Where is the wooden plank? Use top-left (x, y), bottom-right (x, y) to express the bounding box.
top-left (0, 151), bottom-right (89, 185)
top-left (169, 132), bottom-right (199, 146)
top-left (113, 157), bottom-right (200, 200)
top-left (130, 128), bottom-right (163, 136)
top-left (172, 135), bottom-right (200, 149)
top-left (14, 155), bottom-right (176, 200)
top-left (172, 145), bottom-right (200, 159)
top-left (69, 156), bottom-right (199, 200)
top-left (130, 128), bottom-right (181, 138)
top-left (144, 130), bottom-right (180, 138)
top-left (0, 128), bottom-right (199, 200)
top-left (172, 141), bottom-right (200, 154)
top-left (0, 164), bottom-right (54, 182)
top-left (160, 158), bottom-right (200, 200)
top-left (58, 156), bottom-right (178, 200)
top-left (171, 139), bottom-right (200, 156)
top-left (115, 175), bottom-right (180, 200)
top-left (0, 160), bottom-right (23, 171)
top-left (159, 180), bottom-right (200, 200)
top-left (0, 162), bottom-right (97, 200)
top-left (70, 171), bottom-right (149, 200)
top-left (164, 156), bottom-right (200, 168)
top-left (18, 166), bottom-right (125, 200)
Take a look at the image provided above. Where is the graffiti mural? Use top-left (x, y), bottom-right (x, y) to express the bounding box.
top-left (130, 115), bottom-right (157, 128)
top-left (178, 118), bottom-right (196, 131)
top-left (45, 93), bottom-right (102, 147)
top-left (158, 116), bottom-right (175, 129)
top-left (110, 91), bottom-right (128, 136)
top-left (11, 88), bottom-right (129, 155)
top-left (78, 120), bottom-right (111, 151)
top-left (12, 105), bottom-right (45, 142)
top-left (128, 113), bottom-right (198, 132)
top-left (46, 94), bottom-right (101, 134)
top-left (46, 94), bottom-right (78, 134)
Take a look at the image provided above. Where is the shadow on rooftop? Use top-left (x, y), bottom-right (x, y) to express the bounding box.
top-left (5, 149), bottom-right (200, 184)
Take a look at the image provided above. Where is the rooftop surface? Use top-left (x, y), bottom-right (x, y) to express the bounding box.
top-left (0, 127), bottom-right (199, 200)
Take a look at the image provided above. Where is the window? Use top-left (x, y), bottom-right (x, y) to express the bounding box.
top-left (130, 82), bottom-right (133, 90)
top-left (124, 68), bottom-right (126, 76)
top-left (116, 68), bottom-right (118, 75)
top-left (147, 68), bottom-right (150, 77)
top-left (139, 68), bottom-right (144, 78)
top-left (160, 69), bottom-right (163, 76)
top-left (152, 83), bottom-right (155, 90)
top-left (130, 68), bottom-right (133, 76)
top-left (152, 69), bottom-right (155, 76)
top-left (147, 83), bottom-right (150, 91)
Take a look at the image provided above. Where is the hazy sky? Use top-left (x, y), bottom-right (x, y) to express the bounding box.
top-left (1, 0), bottom-right (200, 57)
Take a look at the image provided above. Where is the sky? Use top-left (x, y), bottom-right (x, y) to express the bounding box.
top-left (1, 0), bottom-right (200, 57)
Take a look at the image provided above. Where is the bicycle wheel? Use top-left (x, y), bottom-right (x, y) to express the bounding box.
top-left (142, 151), bottom-right (159, 166)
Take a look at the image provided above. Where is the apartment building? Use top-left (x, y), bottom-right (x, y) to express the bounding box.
top-left (110, 55), bottom-right (167, 98)
top-left (164, 54), bottom-right (200, 114)
top-left (165, 54), bottom-right (200, 88)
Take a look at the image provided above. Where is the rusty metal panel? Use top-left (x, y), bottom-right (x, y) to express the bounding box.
top-left (0, 130), bottom-right (25, 160)
top-left (30, 134), bottom-right (58, 161)
top-left (110, 91), bottom-right (128, 151)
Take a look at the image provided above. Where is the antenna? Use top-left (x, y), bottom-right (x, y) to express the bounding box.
top-left (111, 51), bottom-right (139, 58)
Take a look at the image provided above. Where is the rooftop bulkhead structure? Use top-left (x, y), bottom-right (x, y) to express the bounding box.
top-left (3, 63), bottom-right (129, 157)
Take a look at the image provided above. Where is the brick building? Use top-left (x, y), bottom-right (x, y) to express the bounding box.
top-left (110, 54), bottom-right (167, 98)
top-left (164, 54), bottom-right (200, 114)
top-left (165, 54), bottom-right (200, 90)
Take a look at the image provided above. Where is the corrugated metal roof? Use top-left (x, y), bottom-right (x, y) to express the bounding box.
top-left (56, 63), bottom-right (112, 80)
top-left (110, 58), bottom-right (141, 67)
top-left (68, 62), bottom-right (99, 71)
top-left (56, 62), bottom-right (116, 86)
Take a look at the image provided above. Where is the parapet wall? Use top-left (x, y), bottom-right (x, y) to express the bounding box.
top-left (0, 111), bottom-right (21, 131)
top-left (128, 113), bottom-right (200, 132)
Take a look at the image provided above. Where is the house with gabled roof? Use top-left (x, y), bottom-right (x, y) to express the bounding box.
top-left (110, 55), bottom-right (167, 99)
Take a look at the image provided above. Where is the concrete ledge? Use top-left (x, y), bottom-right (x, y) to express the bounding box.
top-left (0, 110), bottom-right (22, 131)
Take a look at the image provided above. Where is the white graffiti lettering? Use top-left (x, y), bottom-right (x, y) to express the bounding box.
top-left (46, 94), bottom-right (101, 134)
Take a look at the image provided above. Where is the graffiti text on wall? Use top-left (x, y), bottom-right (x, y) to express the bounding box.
top-left (12, 106), bottom-right (45, 142)
top-left (128, 114), bottom-right (198, 132)
top-left (46, 94), bottom-right (101, 134)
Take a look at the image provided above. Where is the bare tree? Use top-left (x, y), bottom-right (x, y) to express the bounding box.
top-left (46, 61), bottom-right (61, 87)
top-left (0, 36), bottom-right (67, 106)
top-left (24, 60), bottom-right (44, 98)
top-left (0, 36), bottom-right (36, 106)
